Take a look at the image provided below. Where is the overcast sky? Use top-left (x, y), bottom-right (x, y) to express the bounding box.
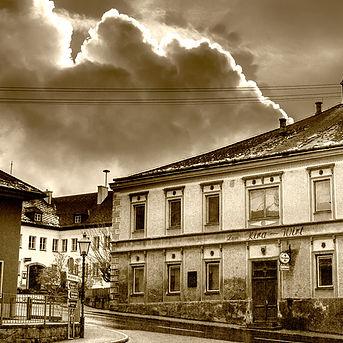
top-left (0, 0), bottom-right (342, 195)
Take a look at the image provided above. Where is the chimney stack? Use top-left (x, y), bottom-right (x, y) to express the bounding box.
top-left (315, 101), bottom-right (323, 115)
top-left (44, 190), bottom-right (53, 205)
top-left (279, 118), bottom-right (287, 129)
top-left (97, 185), bottom-right (108, 205)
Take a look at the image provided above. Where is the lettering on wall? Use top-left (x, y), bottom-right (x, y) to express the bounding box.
top-left (283, 226), bottom-right (303, 237)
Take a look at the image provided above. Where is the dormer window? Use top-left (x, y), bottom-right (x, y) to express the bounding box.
top-left (34, 213), bottom-right (42, 222)
top-left (74, 214), bottom-right (82, 224)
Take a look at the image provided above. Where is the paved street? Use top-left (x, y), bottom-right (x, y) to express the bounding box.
top-left (86, 310), bottom-right (239, 343)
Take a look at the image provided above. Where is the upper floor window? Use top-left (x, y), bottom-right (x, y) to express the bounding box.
top-left (28, 236), bottom-right (36, 250)
top-left (308, 165), bottom-right (334, 221)
top-left (164, 187), bottom-right (184, 231)
top-left (71, 238), bottom-right (78, 252)
top-left (39, 237), bottom-right (47, 251)
top-left (201, 181), bottom-right (222, 229)
top-left (130, 192), bottom-right (148, 234)
top-left (74, 214), bottom-right (82, 224)
top-left (52, 238), bottom-right (59, 252)
top-left (244, 173), bottom-right (282, 227)
top-left (93, 236), bottom-right (100, 250)
top-left (104, 235), bottom-right (111, 249)
top-left (61, 239), bottom-right (68, 252)
top-left (34, 213), bottom-right (42, 222)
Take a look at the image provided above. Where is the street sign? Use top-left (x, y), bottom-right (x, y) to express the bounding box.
top-left (280, 263), bottom-right (290, 271)
top-left (68, 289), bottom-right (79, 300)
top-left (67, 273), bottom-right (81, 283)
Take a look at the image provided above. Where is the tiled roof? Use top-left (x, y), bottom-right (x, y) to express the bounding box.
top-left (0, 169), bottom-right (45, 199)
top-left (22, 191), bottom-right (113, 229)
top-left (113, 104), bottom-right (343, 185)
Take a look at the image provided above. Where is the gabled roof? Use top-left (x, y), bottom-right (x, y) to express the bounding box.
top-left (54, 191), bottom-right (113, 228)
top-left (0, 169), bottom-right (45, 200)
top-left (113, 104), bottom-right (343, 185)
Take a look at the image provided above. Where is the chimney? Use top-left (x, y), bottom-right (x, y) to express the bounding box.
top-left (44, 190), bottom-right (53, 205)
top-left (315, 101), bottom-right (322, 115)
top-left (97, 185), bottom-right (108, 205)
top-left (279, 118), bottom-right (287, 129)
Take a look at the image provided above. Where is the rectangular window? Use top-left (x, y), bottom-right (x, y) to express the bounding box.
top-left (39, 237), bottom-right (47, 251)
top-left (317, 254), bottom-right (333, 288)
top-left (28, 236), bottom-right (36, 250)
top-left (71, 238), bottom-right (78, 252)
top-left (169, 199), bottom-right (181, 228)
top-left (249, 187), bottom-right (279, 220)
top-left (52, 238), bottom-right (59, 252)
top-left (61, 239), bottom-right (68, 252)
top-left (0, 261), bottom-right (3, 295)
top-left (74, 214), bottom-right (82, 224)
top-left (34, 213), bottom-right (42, 222)
top-left (132, 266), bottom-right (144, 294)
top-left (206, 262), bottom-right (220, 292)
top-left (104, 235), bottom-right (111, 249)
top-left (93, 236), bottom-right (100, 250)
top-left (168, 264), bottom-right (181, 293)
top-left (92, 263), bottom-right (100, 277)
top-left (134, 204), bottom-right (145, 231)
top-left (314, 179), bottom-right (331, 212)
top-left (206, 194), bottom-right (219, 225)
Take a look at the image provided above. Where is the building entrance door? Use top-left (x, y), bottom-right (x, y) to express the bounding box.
top-left (252, 260), bottom-right (278, 325)
top-left (28, 264), bottom-right (44, 290)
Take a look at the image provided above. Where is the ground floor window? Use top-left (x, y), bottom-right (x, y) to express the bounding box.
top-left (132, 266), bottom-right (144, 294)
top-left (168, 264), bottom-right (181, 294)
top-left (206, 262), bottom-right (220, 292)
top-left (317, 254), bottom-right (333, 288)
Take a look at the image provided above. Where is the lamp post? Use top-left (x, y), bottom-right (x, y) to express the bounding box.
top-left (78, 232), bottom-right (91, 338)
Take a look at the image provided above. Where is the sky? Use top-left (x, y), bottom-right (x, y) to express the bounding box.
top-left (0, 0), bottom-right (342, 196)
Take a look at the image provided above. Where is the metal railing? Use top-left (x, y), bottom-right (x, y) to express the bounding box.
top-left (0, 293), bottom-right (74, 325)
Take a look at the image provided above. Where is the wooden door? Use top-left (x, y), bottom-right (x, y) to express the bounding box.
top-left (252, 260), bottom-right (278, 324)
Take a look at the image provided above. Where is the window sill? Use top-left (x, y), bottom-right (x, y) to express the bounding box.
top-left (315, 286), bottom-right (334, 290)
top-left (205, 223), bottom-right (219, 227)
top-left (313, 210), bottom-right (332, 214)
top-left (167, 226), bottom-right (181, 230)
top-left (166, 291), bottom-right (181, 296)
top-left (28, 248), bottom-right (36, 250)
top-left (131, 292), bottom-right (144, 297)
top-left (205, 290), bottom-right (220, 295)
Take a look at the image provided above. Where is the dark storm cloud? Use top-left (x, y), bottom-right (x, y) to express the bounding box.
top-left (0, 1), bottom-right (286, 195)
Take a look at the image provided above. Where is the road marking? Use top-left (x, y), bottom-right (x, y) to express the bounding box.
top-left (156, 325), bottom-right (204, 334)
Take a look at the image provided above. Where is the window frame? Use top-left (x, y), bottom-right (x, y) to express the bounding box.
top-left (74, 214), bottom-right (82, 224)
top-left (167, 264), bottom-right (181, 294)
top-left (61, 239), bottom-right (68, 252)
top-left (93, 236), bottom-right (100, 250)
top-left (132, 265), bottom-right (145, 295)
top-left (52, 238), bottom-right (59, 252)
top-left (71, 238), bottom-right (78, 252)
top-left (316, 254), bottom-right (334, 289)
top-left (164, 187), bottom-right (184, 231)
top-left (39, 237), bottom-right (47, 251)
top-left (34, 213), bottom-right (42, 222)
top-left (28, 235), bottom-right (36, 250)
top-left (313, 178), bottom-right (332, 214)
top-left (201, 181), bottom-right (222, 230)
top-left (205, 261), bottom-right (220, 293)
top-left (206, 194), bottom-right (220, 225)
top-left (130, 192), bottom-right (148, 235)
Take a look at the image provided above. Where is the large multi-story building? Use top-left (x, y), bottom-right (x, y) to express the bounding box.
top-left (109, 102), bottom-right (343, 334)
top-left (18, 186), bottom-right (113, 291)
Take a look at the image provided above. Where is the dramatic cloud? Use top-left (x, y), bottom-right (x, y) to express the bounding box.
top-left (3, 0), bottom-right (338, 196)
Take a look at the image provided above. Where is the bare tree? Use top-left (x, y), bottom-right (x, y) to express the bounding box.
top-left (37, 252), bottom-right (68, 296)
top-left (87, 227), bottom-right (112, 283)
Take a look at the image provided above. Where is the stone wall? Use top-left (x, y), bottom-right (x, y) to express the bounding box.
top-left (280, 298), bottom-right (343, 335)
top-left (0, 323), bottom-right (80, 342)
top-left (111, 300), bottom-right (248, 325)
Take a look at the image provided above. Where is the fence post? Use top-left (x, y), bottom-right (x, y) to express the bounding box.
top-left (0, 294), bottom-right (4, 325)
top-left (26, 297), bottom-right (32, 320)
top-left (43, 295), bottom-right (47, 326)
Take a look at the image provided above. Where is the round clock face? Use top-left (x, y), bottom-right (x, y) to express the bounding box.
top-left (279, 252), bottom-right (290, 264)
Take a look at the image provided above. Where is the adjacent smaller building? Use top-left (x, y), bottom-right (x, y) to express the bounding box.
top-left (0, 170), bottom-right (45, 295)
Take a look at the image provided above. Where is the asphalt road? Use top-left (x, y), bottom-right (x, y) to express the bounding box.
top-left (87, 310), bottom-right (239, 343)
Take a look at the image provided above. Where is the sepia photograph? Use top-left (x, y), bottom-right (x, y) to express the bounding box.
top-left (0, 1), bottom-right (343, 342)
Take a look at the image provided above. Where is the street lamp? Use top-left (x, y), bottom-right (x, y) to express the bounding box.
top-left (78, 232), bottom-right (91, 338)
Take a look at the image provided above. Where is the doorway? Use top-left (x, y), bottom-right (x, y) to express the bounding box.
top-left (252, 260), bottom-right (278, 324)
top-left (28, 264), bottom-right (45, 291)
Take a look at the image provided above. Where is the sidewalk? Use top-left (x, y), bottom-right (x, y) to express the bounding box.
top-left (59, 321), bottom-right (129, 343)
